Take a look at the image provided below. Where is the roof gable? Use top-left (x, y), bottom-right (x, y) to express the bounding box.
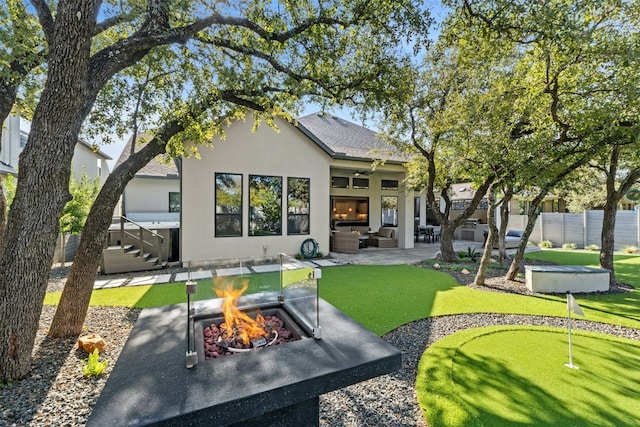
top-left (115, 136), bottom-right (178, 178)
top-left (297, 113), bottom-right (405, 163)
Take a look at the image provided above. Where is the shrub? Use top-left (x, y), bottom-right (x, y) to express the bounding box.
top-left (585, 244), bottom-right (600, 251)
top-left (562, 243), bottom-right (577, 250)
top-left (539, 240), bottom-right (553, 249)
top-left (82, 349), bottom-right (108, 377)
top-left (623, 245), bottom-right (638, 254)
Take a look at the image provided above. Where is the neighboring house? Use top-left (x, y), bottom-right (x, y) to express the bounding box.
top-left (448, 182), bottom-right (569, 224)
top-left (180, 113), bottom-right (419, 264)
top-left (1, 112), bottom-right (112, 264)
top-left (114, 136), bottom-right (180, 223)
top-left (1, 113), bottom-right (112, 184)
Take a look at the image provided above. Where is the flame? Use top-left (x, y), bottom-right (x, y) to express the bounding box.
top-left (214, 277), bottom-right (268, 345)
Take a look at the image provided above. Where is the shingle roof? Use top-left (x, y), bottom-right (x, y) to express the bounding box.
top-left (297, 113), bottom-right (405, 163)
top-left (115, 136), bottom-right (178, 178)
top-left (78, 139), bottom-right (112, 160)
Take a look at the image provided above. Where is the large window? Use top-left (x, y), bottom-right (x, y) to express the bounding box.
top-left (215, 173), bottom-right (242, 237)
top-left (169, 192), bottom-right (180, 212)
top-left (249, 175), bottom-right (282, 236)
top-left (287, 177), bottom-right (310, 235)
top-left (381, 196), bottom-right (398, 226)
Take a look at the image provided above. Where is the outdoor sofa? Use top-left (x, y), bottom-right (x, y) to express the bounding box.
top-left (370, 227), bottom-right (397, 248)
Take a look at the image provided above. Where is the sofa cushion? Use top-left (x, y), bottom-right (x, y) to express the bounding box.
top-left (378, 227), bottom-right (393, 238)
top-left (335, 226), bottom-right (352, 233)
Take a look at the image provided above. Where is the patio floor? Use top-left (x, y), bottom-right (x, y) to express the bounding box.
top-left (329, 240), bottom-right (539, 265)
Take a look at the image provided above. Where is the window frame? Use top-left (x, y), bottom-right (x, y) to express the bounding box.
top-left (381, 195), bottom-right (398, 227)
top-left (215, 173), bottom-right (243, 237)
top-left (168, 192), bottom-right (180, 213)
top-left (249, 174), bottom-right (283, 236)
top-left (287, 177), bottom-right (310, 235)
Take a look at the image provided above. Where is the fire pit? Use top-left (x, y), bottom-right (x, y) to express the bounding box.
top-left (88, 256), bottom-right (401, 427)
top-left (198, 306), bottom-right (306, 359)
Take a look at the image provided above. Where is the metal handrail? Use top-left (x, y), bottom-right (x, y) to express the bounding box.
top-left (118, 216), bottom-right (164, 264)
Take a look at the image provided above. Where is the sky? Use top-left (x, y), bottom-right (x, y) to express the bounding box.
top-left (96, 1), bottom-right (449, 169)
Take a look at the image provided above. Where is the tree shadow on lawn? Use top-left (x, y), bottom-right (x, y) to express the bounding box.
top-left (438, 330), bottom-right (640, 426)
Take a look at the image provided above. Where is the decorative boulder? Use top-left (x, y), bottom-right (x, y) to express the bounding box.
top-left (78, 333), bottom-right (106, 353)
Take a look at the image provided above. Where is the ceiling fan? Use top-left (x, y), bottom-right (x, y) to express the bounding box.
top-left (353, 170), bottom-right (371, 177)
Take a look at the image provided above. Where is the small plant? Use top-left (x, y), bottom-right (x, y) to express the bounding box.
top-left (623, 245), bottom-right (638, 254)
top-left (82, 349), bottom-right (108, 377)
top-left (562, 243), bottom-right (577, 250)
top-left (585, 244), bottom-right (599, 251)
top-left (539, 240), bottom-right (553, 249)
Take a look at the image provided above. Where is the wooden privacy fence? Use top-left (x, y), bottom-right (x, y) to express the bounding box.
top-left (508, 210), bottom-right (640, 250)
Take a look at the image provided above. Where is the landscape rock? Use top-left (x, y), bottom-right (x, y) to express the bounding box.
top-left (78, 333), bottom-right (106, 353)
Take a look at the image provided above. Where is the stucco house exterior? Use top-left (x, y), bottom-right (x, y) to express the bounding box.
top-left (180, 113), bottom-right (419, 264)
top-left (1, 113), bottom-right (111, 184)
top-left (114, 136), bottom-right (180, 223)
top-left (1, 113), bottom-right (112, 264)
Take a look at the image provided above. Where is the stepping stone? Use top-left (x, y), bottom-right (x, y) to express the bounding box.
top-left (302, 261), bottom-right (318, 269)
top-left (214, 266), bottom-right (252, 277)
top-left (251, 264), bottom-right (281, 273)
top-left (281, 262), bottom-right (308, 271)
top-left (311, 259), bottom-right (337, 267)
top-left (128, 274), bottom-right (172, 286)
top-left (94, 278), bottom-right (128, 289)
top-left (175, 270), bottom-right (213, 282)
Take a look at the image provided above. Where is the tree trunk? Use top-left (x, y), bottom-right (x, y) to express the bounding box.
top-left (475, 184), bottom-right (497, 286)
top-left (599, 197), bottom-right (617, 286)
top-left (438, 225), bottom-right (458, 262)
top-left (48, 139), bottom-right (167, 338)
top-left (506, 208), bottom-right (541, 280)
top-left (0, 1), bottom-right (96, 381)
top-left (497, 187), bottom-right (513, 264)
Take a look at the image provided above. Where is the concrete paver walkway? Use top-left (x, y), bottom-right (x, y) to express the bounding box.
top-left (91, 240), bottom-right (536, 288)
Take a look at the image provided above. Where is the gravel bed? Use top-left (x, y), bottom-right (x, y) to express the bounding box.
top-left (2, 265), bottom-right (638, 426)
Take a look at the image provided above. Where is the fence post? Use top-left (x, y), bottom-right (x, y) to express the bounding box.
top-left (583, 211), bottom-right (588, 248)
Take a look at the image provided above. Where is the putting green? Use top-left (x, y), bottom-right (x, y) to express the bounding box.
top-left (417, 326), bottom-right (640, 426)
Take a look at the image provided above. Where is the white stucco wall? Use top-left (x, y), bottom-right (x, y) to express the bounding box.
top-left (1, 114), bottom-right (109, 185)
top-left (72, 143), bottom-right (110, 185)
top-left (0, 114), bottom-right (22, 169)
top-left (123, 177), bottom-right (180, 214)
top-left (181, 118), bottom-right (332, 263)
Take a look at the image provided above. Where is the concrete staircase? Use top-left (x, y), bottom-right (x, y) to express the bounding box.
top-left (101, 244), bottom-right (167, 274)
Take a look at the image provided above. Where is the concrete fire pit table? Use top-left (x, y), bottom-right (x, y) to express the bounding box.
top-left (88, 294), bottom-right (401, 426)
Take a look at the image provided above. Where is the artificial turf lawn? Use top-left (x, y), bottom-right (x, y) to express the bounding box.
top-left (43, 250), bottom-right (640, 426)
top-left (417, 326), bottom-right (640, 427)
top-left (44, 252), bottom-right (640, 335)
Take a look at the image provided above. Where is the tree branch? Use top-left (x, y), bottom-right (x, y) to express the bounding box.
top-left (28, 0), bottom-right (54, 42)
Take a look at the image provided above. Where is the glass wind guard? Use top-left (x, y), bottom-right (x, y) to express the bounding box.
top-left (279, 254), bottom-right (320, 338)
top-left (183, 255), bottom-right (319, 336)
